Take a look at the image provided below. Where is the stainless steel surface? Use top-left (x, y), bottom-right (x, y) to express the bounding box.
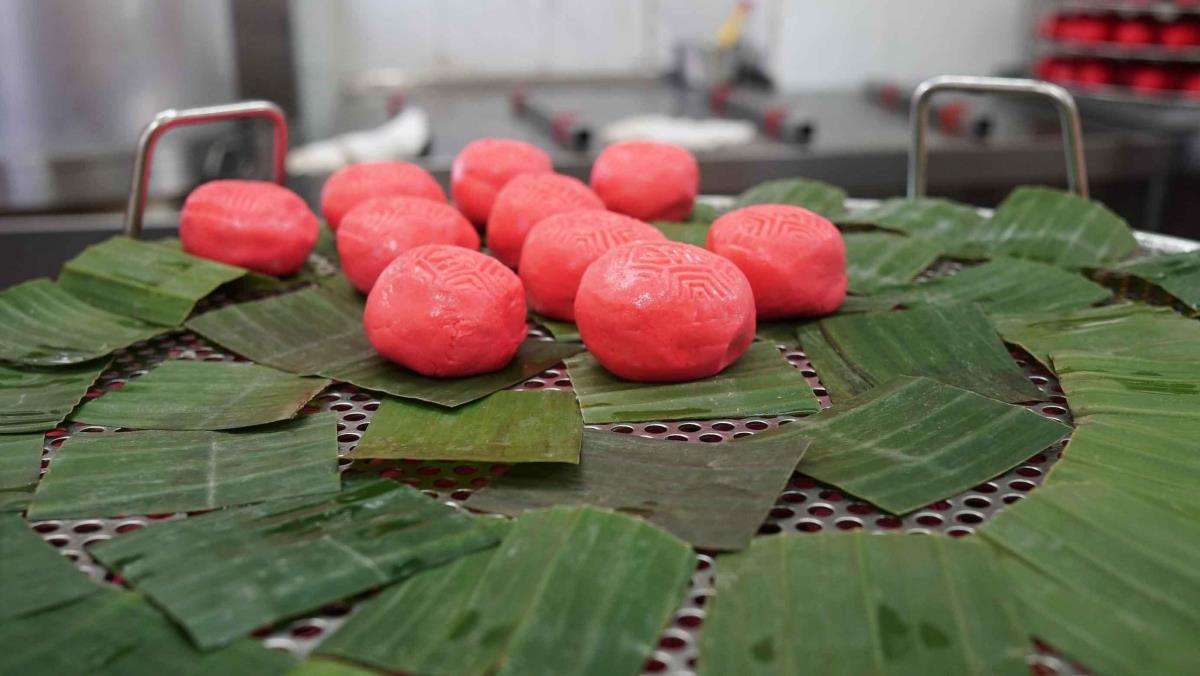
top-left (313, 80), bottom-right (1172, 203)
top-left (123, 101), bottom-right (288, 238)
top-left (908, 76), bottom-right (1089, 199)
top-left (0, 0), bottom-right (237, 211)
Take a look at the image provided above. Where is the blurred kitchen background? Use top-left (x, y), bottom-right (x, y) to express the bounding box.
top-left (2, 0), bottom-right (1198, 283)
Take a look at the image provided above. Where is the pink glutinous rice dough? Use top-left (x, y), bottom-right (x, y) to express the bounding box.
top-left (519, 210), bottom-right (666, 321)
top-left (707, 204), bottom-right (847, 319)
top-left (574, 240), bottom-right (756, 382)
top-left (338, 196), bottom-right (481, 293)
top-left (364, 245), bottom-right (527, 378)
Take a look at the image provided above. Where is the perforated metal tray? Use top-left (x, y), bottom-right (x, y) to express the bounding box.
top-left (26, 225), bottom-right (1197, 676)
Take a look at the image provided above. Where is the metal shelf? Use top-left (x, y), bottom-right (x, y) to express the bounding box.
top-left (1050, 0), bottom-right (1200, 19)
top-left (1038, 39), bottom-right (1200, 63)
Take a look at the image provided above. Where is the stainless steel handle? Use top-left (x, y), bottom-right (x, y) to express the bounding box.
top-left (906, 75), bottom-right (1088, 199)
top-left (123, 101), bottom-right (288, 238)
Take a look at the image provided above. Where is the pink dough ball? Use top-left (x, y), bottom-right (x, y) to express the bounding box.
top-left (451, 138), bottom-right (554, 227)
top-left (486, 173), bottom-right (603, 268)
top-left (519, 210), bottom-right (667, 321)
top-left (338, 197), bottom-right (481, 293)
top-left (364, 245), bottom-right (527, 377)
top-left (574, 240), bottom-right (755, 382)
top-left (590, 141), bottom-right (699, 222)
top-left (320, 161), bottom-right (445, 230)
top-left (707, 204), bottom-right (846, 319)
top-left (180, 179), bottom-right (318, 276)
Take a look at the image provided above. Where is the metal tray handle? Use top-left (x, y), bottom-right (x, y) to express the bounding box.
top-left (123, 101), bottom-right (288, 238)
top-left (907, 75), bottom-right (1089, 199)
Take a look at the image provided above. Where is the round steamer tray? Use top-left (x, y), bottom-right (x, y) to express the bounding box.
top-left (36, 81), bottom-right (1200, 675)
top-left (28, 224), bottom-right (1197, 676)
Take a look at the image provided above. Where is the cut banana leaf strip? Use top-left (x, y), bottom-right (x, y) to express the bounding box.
top-left (698, 532), bottom-right (1029, 676)
top-left (58, 236), bottom-right (245, 326)
top-left (843, 231), bottom-right (943, 294)
top-left (772, 376), bottom-right (1067, 514)
top-left (529, 311), bottom-right (581, 342)
top-left (28, 412), bottom-right (340, 519)
top-left (0, 434), bottom-right (42, 486)
top-left (652, 221), bottom-right (711, 246)
top-left (1097, 250), bottom-right (1200, 315)
top-left (1052, 351), bottom-right (1200, 419)
top-left (0, 512), bottom-right (99, 620)
top-left (567, 342), bottom-right (819, 424)
top-left (755, 295), bottom-right (899, 345)
top-left (349, 390), bottom-right (583, 463)
top-left (467, 429), bottom-right (808, 550)
top-left (0, 359), bottom-right (106, 433)
top-left (687, 201), bottom-right (720, 224)
top-left (91, 478), bottom-right (500, 649)
top-left (733, 178), bottom-right (847, 219)
top-left (995, 303), bottom-right (1200, 366)
top-left (972, 186), bottom-right (1137, 268)
top-left (319, 507), bottom-right (694, 676)
top-left (287, 659), bottom-right (377, 676)
top-left (839, 197), bottom-right (988, 257)
top-left (979, 484), bottom-right (1200, 676)
top-left (798, 304), bottom-right (1045, 403)
top-left (0, 589), bottom-right (294, 676)
top-left (0, 280), bottom-right (167, 365)
top-left (890, 257), bottom-right (1112, 316)
top-left (1046, 413), bottom-right (1200, 513)
top-left (187, 285), bottom-right (582, 406)
top-left (73, 360), bottom-right (331, 431)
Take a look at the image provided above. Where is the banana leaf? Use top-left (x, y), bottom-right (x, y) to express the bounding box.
top-left (0, 434), bottom-right (42, 512)
top-left (73, 360), bottom-right (331, 431)
top-left (839, 197), bottom-right (988, 257)
top-left (91, 478), bottom-right (499, 649)
top-left (687, 201), bottom-right (720, 224)
top-left (886, 257), bottom-right (1112, 316)
top-left (187, 285), bottom-right (582, 406)
top-left (0, 279), bottom-right (167, 365)
top-left (0, 359), bottom-right (106, 433)
top-left (318, 507), bottom-right (694, 676)
top-left (652, 221), bottom-right (711, 246)
top-left (0, 512), bottom-right (100, 620)
top-left (733, 178), bottom-right (848, 219)
top-left (971, 186), bottom-right (1137, 268)
top-left (0, 434), bottom-right (41, 486)
top-left (843, 231), bottom-right (943, 294)
top-left (1052, 351), bottom-right (1200, 419)
top-left (529, 311), bottom-right (581, 342)
top-left (468, 428), bottom-right (808, 550)
top-left (1097, 250), bottom-right (1200, 314)
top-left (567, 342), bottom-right (819, 424)
top-left (28, 412), bottom-right (340, 519)
top-left (1046, 413), bottom-right (1200, 513)
top-left (754, 295), bottom-right (900, 345)
top-left (698, 532), bottom-right (1028, 676)
top-left (58, 236), bottom-right (245, 326)
top-left (798, 304), bottom-right (1044, 403)
top-left (995, 303), bottom-right (1200, 366)
top-left (349, 390), bottom-right (583, 463)
top-left (0, 589), bottom-right (293, 676)
top-left (979, 483), bottom-right (1200, 675)
top-left (765, 376), bottom-right (1068, 514)
top-left (287, 659), bottom-right (378, 676)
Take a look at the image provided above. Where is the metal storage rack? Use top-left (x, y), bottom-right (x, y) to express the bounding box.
top-left (23, 77), bottom-right (1200, 676)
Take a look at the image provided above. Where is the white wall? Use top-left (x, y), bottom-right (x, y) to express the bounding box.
top-left (769, 1), bottom-right (1033, 91)
top-left (290, 0), bottom-right (1032, 134)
